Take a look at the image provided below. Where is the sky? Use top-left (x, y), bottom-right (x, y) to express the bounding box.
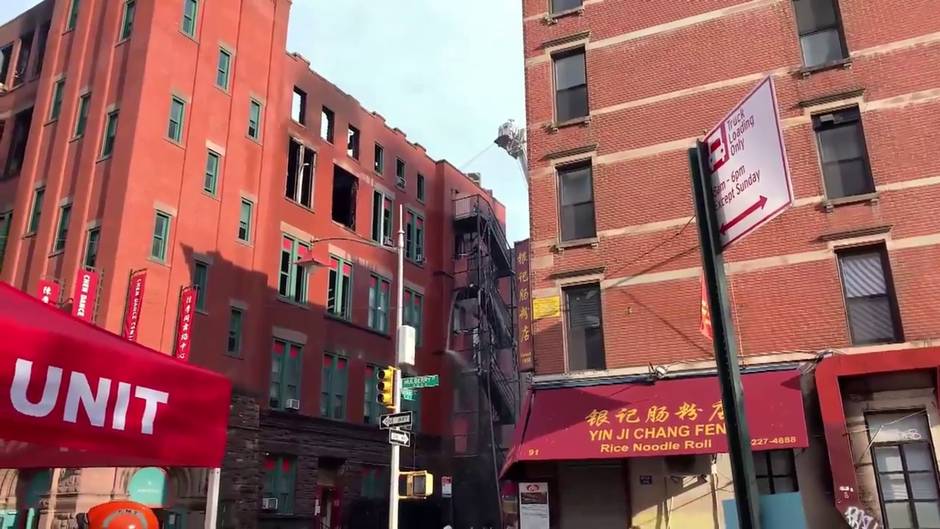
top-left (0, 0), bottom-right (530, 242)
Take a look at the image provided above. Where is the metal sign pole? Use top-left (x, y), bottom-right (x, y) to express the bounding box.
top-left (389, 205), bottom-right (405, 529)
top-left (689, 143), bottom-right (762, 529)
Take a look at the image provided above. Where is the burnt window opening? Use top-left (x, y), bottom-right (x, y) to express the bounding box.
top-left (0, 44), bottom-right (13, 86)
top-left (4, 109), bottom-right (33, 180)
top-left (331, 165), bottom-right (358, 229)
top-left (13, 32), bottom-right (33, 87)
top-left (286, 138), bottom-right (314, 208)
top-left (321, 106), bottom-right (334, 143)
top-left (347, 125), bottom-right (360, 160)
top-left (34, 24), bottom-right (49, 76)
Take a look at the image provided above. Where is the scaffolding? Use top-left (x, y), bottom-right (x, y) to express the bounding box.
top-left (449, 194), bottom-right (518, 529)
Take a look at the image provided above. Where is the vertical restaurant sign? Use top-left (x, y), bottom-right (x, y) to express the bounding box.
top-left (515, 240), bottom-right (533, 371)
top-left (71, 269), bottom-right (100, 323)
top-left (36, 279), bottom-right (62, 306)
top-left (122, 270), bottom-right (148, 342)
top-left (700, 273), bottom-right (713, 341)
top-left (174, 286), bottom-right (198, 362)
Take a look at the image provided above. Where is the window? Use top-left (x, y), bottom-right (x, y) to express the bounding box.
top-left (215, 48), bottom-right (231, 90)
top-left (13, 33), bottom-right (32, 87)
top-left (119, 0), bottom-right (136, 40)
top-left (331, 165), bottom-right (358, 229)
top-left (814, 107), bottom-right (874, 199)
top-left (405, 210), bottom-right (425, 263)
top-left (49, 78), bottom-right (65, 121)
top-left (551, 0), bottom-right (582, 14)
top-left (262, 455), bottom-right (296, 514)
top-left (553, 48), bottom-right (588, 123)
top-left (181, 0), bottom-right (198, 37)
top-left (101, 109), bottom-right (119, 157)
top-left (755, 450), bottom-right (798, 495)
top-left (320, 107), bottom-right (334, 143)
top-left (368, 275), bottom-right (391, 334)
top-left (837, 246), bottom-right (902, 345)
top-left (227, 307), bottom-right (243, 355)
top-left (74, 92), bottom-right (91, 137)
top-left (867, 411), bottom-right (940, 529)
top-left (793, 0), bottom-right (847, 68)
top-left (347, 125), bottom-right (360, 160)
top-left (0, 45), bottom-right (11, 85)
top-left (66, 0), bottom-right (80, 31)
top-left (321, 353), bottom-right (348, 419)
top-left (167, 96), bottom-right (185, 142)
top-left (83, 227), bottom-right (100, 269)
top-left (363, 365), bottom-right (385, 425)
top-left (374, 143), bottom-right (384, 174)
top-left (27, 187), bottom-right (44, 234)
top-left (52, 204), bottom-right (71, 254)
top-left (238, 199), bottom-right (252, 242)
top-left (371, 190), bottom-right (393, 244)
top-left (269, 340), bottom-right (302, 409)
top-left (327, 256), bottom-right (353, 319)
top-left (558, 162), bottom-right (597, 241)
top-left (193, 261), bottom-right (208, 312)
top-left (34, 24), bottom-right (49, 75)
top-left (291, 87), bottom-right (306, 124)
top-left (417, 173), bottom-right (425, 202)
top-left (285, 138), bottom-right (314, 207)
top-left (278, 235), bottom-right (310, 303)
top-left (395, 158), bottom-right (406, 188)
top-left (151, 211), bottom-right (171, 261)
top-left (4, 109), bottom-right (33, 178)
top-left (404, 288), bottom-right (423, 346)
top-left (204, 150), bottom-right (220, 194)
top-left (563, 283), bottom-right (605, 371)
top-left (0, 210), bottom-right (12, 269)
top-left (247, 99), bottom-right (262, 140)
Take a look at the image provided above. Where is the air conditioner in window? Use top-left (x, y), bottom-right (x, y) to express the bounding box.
top-left (285, 398), bottom-right (301, 411)
top-left (261, 497), bottom-right (279, 511)
top-left (382, 236), bottom-right (394, 247)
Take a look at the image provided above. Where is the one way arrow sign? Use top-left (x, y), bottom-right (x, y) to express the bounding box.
top-left (380, 411), bottom-right (413, 430)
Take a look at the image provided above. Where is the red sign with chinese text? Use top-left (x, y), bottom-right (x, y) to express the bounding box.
top-left (173, 286), bottom-right (198, 362)
top-left (515, 240), bottom-right (533, 371)
top-left (700, 273), bottom-right (713, 341)
top-left (36, 279), bottom-right (61, 306)
top-left (510, 370), bottom-right (806, 464)
top-left (122, 270), bottom-right (147, 342)
top-left (71, 269), bottom-right (99, 323)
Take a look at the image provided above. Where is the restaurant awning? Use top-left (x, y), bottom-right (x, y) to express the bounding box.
top-left (0, 282), bottom-right (231, 469)
top-left (502, 369), bottom-right (807, 478)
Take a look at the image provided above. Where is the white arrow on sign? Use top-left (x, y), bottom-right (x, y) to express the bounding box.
top-left (380, 411), bottom-right (413, 430)
top-left (389, 428), bottom-right (411, 448)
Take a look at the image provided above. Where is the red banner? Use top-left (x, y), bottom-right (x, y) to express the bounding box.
top-left (71, 269), bottom-right (100, 323)
top-left (173, 286), bottom-right (198, 362)
top-left (700, 273), bottom-right (713, 341)
top-left (515, 240), bottom-right (533, 371)
top-left (36, 279), bottom-right (61, 306)
top-left (122, 270), bottom-right (147, 342)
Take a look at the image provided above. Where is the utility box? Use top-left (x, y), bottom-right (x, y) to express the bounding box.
top-left (397, 325), bottom-right (416, 367)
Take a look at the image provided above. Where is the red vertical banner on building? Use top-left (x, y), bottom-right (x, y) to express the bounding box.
top-left (174, 286), bottom-right (198, 362)
top-left (122, 270), bottom-right (148, 342)
top-left (71, 269), bottom-right (100, 323)
top-left (515, 240), bottom-right (534, 371)
top-left (700, 273), bottom-right (713, 341)
top-left (36, 279), bottom-right (62, 306)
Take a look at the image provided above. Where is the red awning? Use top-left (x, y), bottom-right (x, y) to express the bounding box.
top-left (0, 282), bottom-right (231, 468)
top-left (502, 369), bottom-right (807, 477)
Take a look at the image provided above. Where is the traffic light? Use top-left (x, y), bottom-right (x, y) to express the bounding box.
top-left (400, 471), bottom-right (434, 499)
top-left (376, 367), bottom-right (397, 410)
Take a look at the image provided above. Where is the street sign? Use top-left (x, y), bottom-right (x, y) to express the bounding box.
top-left (402, 374), bottom-right (439, 389)
top-left (389, 428), bottom-right (411, 448)
top-left (704, 76), bottom-right (792, 249)
top-left (441, 476), bottom-right (453, 498)
top-left (380, 411), bottom-right (413, 430)
top-left (401, 388), bottom-right (416, 401)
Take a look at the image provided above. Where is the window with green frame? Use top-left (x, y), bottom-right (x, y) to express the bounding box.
top-left (368, 274), bottom-right (390, 334)
top-left (101, 109), bottom-right (119, 157)
top-left (151, 211), bottom-right (171, 261)
top-left (204, 150), bottom-right (220, 194)
top-left (193, 260), bottom-right (208, 312)
top-left (83, 227), bottom-right (100, 269)
top-left (371, 190), bottom-right (393, 244)
top-left (27, 187), bottom-right (44, 234)
top-left (167, 96), bottom-right (185, 142)
top-left (278, 235), bottom-right (310, 303)
top-left (119, 0), bottom-right (136, 40)
top-left (327, 256), bottom-right (352, 319)
top-left (405, 209), bottom-right (425, 263)
top-left (216, 48), bottom-right (231, 90)
top-left (262, 455), bottom-right (296, 514)
top-left (227, 307), bottom-right (243, 356)
top-left (74, 92), bottom-right (91, 137)
top-left (247, 99), bottom-right (262, 140)
top-left (417, 173), bottom-right (426, 202)
top-left (402, 390), bottom-right (421, 432)
top-left (269, 339), bottom-right (302, 409)
top-left (404, 288), bottom-right (423, 346)
top-left (321, 353), bottom-right (348, 419)
top-left (66, 0), bottom-right (80, 31)
top-left (52, 204), bottom-right (71, 254)
top-left (181, 0), bottom-right (198, 37)
top-left (49, 77), bottom-right (65, 121)
top-left (361, 466), bottom-right (387, 499)
top-left (0, 210), bottom-right (12, 271)
top-left (363, 365), bottom-right (385, 425)
top-left (238, 199), bottom-right (252, 242)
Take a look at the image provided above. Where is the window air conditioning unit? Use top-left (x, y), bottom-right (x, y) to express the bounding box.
top-left (261, 497), bottom-right (278, 511)
top-left (285, 398), bottom-right (301, 411)
top-left (383, 236), bottom-right (394, 247)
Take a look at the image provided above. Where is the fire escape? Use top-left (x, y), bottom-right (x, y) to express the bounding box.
top-left (450, 194), bottom-right (517, 528)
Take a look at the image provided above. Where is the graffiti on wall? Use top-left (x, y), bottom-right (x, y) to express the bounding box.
top-left (844, 506), bottom-right (880, 529)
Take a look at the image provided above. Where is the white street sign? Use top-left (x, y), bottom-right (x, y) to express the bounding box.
top-left (704, 76), bottom-right (793, 249)
top-left (389, 428), bottom-right (411, 448)
top-left (380, 411), bottom-right (413, 430)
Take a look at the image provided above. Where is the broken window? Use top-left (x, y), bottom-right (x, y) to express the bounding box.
top-left (331, 165), bottom-right (358, 229)
top-left (285, 138), bottom-right (314, 207)
top-left (405, 209), bottom-right (424, 263)
top-left (13, 32), bottom-right (32, 87)
top-left (0, 44), bottom-right (12, 86)
top-left (34, 23), bottom-right (49, 76)
top-left (374, 143), bottom-right (384, 174)
top-left (396, 158), bottom-right (406, 188)
top-left (4, 108), bottom-right (33, 179)
top-left (371, 190), bottom-right (393, 244)
top-left (291, 87), bottom-right (306, 124)
top-left (321, 106), bottom-right (334, 143)
top-left (417, 173), bottom-right (426, 202)
top-left (347, 125), bottom-right (360, 160)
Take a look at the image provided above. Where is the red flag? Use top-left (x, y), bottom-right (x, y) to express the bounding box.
top-left (71, 269), bottom-right (100, 323)
top-left (700, 273), bottom-right (713, 341)
top-left (173, 286), bottom-right (198, 362)
top-left (122, 270), bottom-right (147, 342)
top-left (36, 279), bottom-right (61, 306)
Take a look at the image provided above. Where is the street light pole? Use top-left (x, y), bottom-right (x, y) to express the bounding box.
top-left (389, 205), bottom-right (405, 529)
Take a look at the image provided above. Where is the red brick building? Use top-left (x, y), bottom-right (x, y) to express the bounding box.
top-left (0, 1), bottom-right (515, 528)
top-left (508, 0), bottom-right (940, 528)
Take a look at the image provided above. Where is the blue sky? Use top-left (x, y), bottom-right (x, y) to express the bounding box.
top-left (0, 1), bottom-right (529, 242)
